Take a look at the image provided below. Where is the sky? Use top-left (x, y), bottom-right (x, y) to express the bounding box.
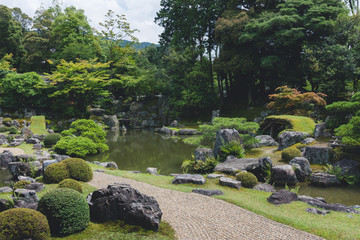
top-left (1, 0), bottom-right (163, 44)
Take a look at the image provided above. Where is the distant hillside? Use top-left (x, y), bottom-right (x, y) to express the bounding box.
top-left (122, 40), bottom-right (160, 50)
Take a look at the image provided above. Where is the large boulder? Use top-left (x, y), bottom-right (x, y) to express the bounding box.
top-left (214, 156), bottom-right (272, 181)
top-left (194, 148), bottom-right (214, 162)
top-left (334, 159), bottom-right (360, 177)
top-left (289, 157), bottom-right (312, 182)
top-left (219, 177), bottom-right (242, 189)
top-left (87, 183), bottom-right (162, 231)
top-left (267, 189), bottom-right (298, 205)
top-left (0, 150), bottom-right (16, 168)
top-left (303, 146), bottom-right (334, 164)
top-left (172, 174), bottom-right (206, 185)
top-left (271, 165), bottom-right (298, 185)
top-left (8, 162), bottom-right (31, 179)
top-left (314, 123), bottom-right (326, 139)
top-left (298, 195), bottom-right (359, 214)
top-left (311, 172), bottom-right (341, 187)
top-left (214, 129), bottom-right (242, 158)
top-left (277, 131), bottom-right (309, 150)
top-left (0, 134), bottom-right (8, 145)
top-left (13, 189), bottom-right (39, 210)
top-left (26, 138), bottom-right (40, 144)
top-left (102, 115), bottom-right (119, 130)
top-left (9, 138), bottom-right (24, 147)
top-left (255, 135), bottom-right (278, 147)
top-left (253, 183), bottom-right (276, 193)
top-left (51, 154), bottom-right (70, 162)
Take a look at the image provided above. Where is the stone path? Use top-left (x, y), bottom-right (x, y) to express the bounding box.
top-left (90, 172), bottom-right (324, 240)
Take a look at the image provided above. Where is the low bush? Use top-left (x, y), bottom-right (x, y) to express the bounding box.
top-left (62, 158), bottom-right (93, 182)
top-left (281, 147), bottom-right (302, 162)
top-left (13, 180), bottom-right (31, 190)
top-left (0, 208), bottom-right (50, 240)
top-left (44, 133), bottom-right (62, 148)
top-left (54, 136), bottom-right (98, 158)
top-left (58, 179), bottom-right (83, 193)
top-left (44, 162), bottom-right (70, 183)
top-left (37, 188), bottom-right (90, 236)
top-left (0, 126), bottom-right (7, 132)
top-left (181, 157), bottom-right (218, 174)
top-left (7, 126), bottom-right (18, 134)
top-left (236, 172), bottom-right (258, 188)
top-left (219, 141), bottom-right (245, 162)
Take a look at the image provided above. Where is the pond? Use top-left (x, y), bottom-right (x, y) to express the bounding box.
top-left (86, 130), bottom-right (196, 175)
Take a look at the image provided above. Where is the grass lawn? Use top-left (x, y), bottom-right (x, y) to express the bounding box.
top-left (29, 116), bottom-right (48, 135)
top-left (90, 164), bottom-right (360, 240)
top-left (0, 182), bottom-right (175, 240)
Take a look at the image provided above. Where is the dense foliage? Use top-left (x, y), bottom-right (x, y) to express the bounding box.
top-left (37, 188), bottom-right (90, 236)
top-left (62, 158), bottom-right (93, 182)
top-left (181, 157), bottom-right (218, 174)
top-left (219, 141), bottom-right (245, 162)
top-left (44, 162), bottom-right (71, 183)
top-left (13, 180), bottom-right (31, 190)
top-left (44, 133), bottom-right (62, 148)
top-left (0, 208), bottom-right (50, 240)
top-left (58, 178), bottom-right (83, 193)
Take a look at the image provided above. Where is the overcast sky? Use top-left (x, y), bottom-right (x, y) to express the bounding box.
top-left (1, 0), bottom-right (163, 43)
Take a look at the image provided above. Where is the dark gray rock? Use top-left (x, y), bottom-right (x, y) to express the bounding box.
top-left (298, 195), bottom-right (359, 214)
top-left (289, 157), bottom-right (312, 182)
top-left (314, 123), bottom-right (326, 139)
top-left (9, 138), bottom-right (24, 147)
top-left (8, 162), bottom-right (31, 179)
top-left (102, 115), bottom-right (119, 130)
top-left (267, 189), bottom-right (298, 205)
top-left (99, 162), bottom-right (118, 169)
top-left (303, 146), bottom-right (334, 164)
top-left (255, 135), bottom-right (278, 147)
top-left (25, 182), bottom-right (44, 192)
top-left (214, 129), bottom-right (242, 158)
top-left (214, 156), bottom-right (258, 174)
top-left (51, 154), bottom-right (70, 162)
top-left (13, 189), bottom-right (39, 210)
top-left (159, 126), bottom-right (174, 135)
top-left (10, 120), bottom-right (20, 127)
top-left (170, 120), bottom-right (179, 128)
top-left (32, 143), bottom-right (43, 150)
top-left (42, 160), bottom-right (58, 174)
top-left (253, 157), bottom-right (273, 182)
top-left (302, 138), bottom-right (315, 145)
top-left (207, 174), bottom-right (224, 179)
top-left (306, 208), bottom-right (330, 215)
top-left (0, 150), bottom-right (16, 168)
top-left (253, 183), bottom-right (276, 193)
top-left (335, 159), bottom-right (360, 177)
top-left (192, 189), bottom-right (224, 196)
top-left (15, 154), bottom-right (35, 162)
top-left (0, 134), bottom-right (8, 145)
top-left (0, 187), bottom-right (12, 193)
top-left (271, 165), bottom-right (298, 185)
top-left (87, 183), bottom-right (162, 231)
top-left (0, 199), bottom-right (11, 212)
top-left (219, 177), bottom-right (241, 189)
top-left (277, 131), bottom-right (309, 151)
top-left (311, 172), bottom-right (341, 187)
top-left (211, 110), bottom-right (220, 122)
top-left (26, 138), bottom-right (40, 144)
top-left (178, 129), bottom-right (198, 135)
top-left (18, 176), bottom-right (35, 183)
top-left (172, 174), bottom-right (206, 185)
top-left (194, 148), bottom-right (214, 162)
top-left (146, 167), bottom-right (158, 175)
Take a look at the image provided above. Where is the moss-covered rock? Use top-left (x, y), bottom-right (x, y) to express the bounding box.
top-left (0, 208), bottom-right (50, 240)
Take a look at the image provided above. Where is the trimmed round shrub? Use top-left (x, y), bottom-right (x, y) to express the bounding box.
top-left (7, 126), bottom-right (18, 134)
top-left (44, 162), bottom-right (70, 184)
top-left (13, 180), bottom-right (31, 190)
top-left (62, 158), bottom-right (93, 182)
top-left (54, 136), bottom-right (98, 158)
top-left (281, 147), bottom-right (302, 162)
top-left (236, 172), bottom-right (258, 188)
top-left (37, 188), bottom-right (90, 236)
top-left (58, 179), bottom-right (83, 193)
top-left (44, 133), bottom-right (62, 148)
top-left (0, 208), bottom-right (50, 240)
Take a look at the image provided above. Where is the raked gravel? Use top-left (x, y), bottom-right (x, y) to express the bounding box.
top-left (90, 172), bottom-right (324, 240)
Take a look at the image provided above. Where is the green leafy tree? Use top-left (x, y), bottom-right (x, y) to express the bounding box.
top-left (46, 59), bottom-right (110, 117)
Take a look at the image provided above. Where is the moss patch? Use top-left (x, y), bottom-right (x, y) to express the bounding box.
top-left (29, 116), bottom-right (48, 135)
top-left (264, 115), bottom-right (315, 134)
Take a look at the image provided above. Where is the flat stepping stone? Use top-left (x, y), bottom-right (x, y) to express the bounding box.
top-left (219, 177), bottom-right (241, 189)
top-left (207, 174), bottom-right (224, 179)
top-left (172, 174), bottom-right (206, 185)
top-left (0, 187), bottom-right (12, 193)
top-left (192, 189), bottom-right (224, 196)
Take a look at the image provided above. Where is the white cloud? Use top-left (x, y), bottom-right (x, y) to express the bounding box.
top-left (1, 0), bottom-right (163, 43)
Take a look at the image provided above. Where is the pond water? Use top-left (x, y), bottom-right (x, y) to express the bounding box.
top-left (86, 130), bottom-right (196, 175)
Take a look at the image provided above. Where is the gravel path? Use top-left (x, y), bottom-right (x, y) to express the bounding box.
top-left (90, 172), bottom-right (324, 240)
top-left (0, 148), bottom-right (25, 156)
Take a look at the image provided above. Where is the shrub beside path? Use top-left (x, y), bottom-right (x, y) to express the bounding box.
top-left (90, 172), bottom-right (323, 240)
